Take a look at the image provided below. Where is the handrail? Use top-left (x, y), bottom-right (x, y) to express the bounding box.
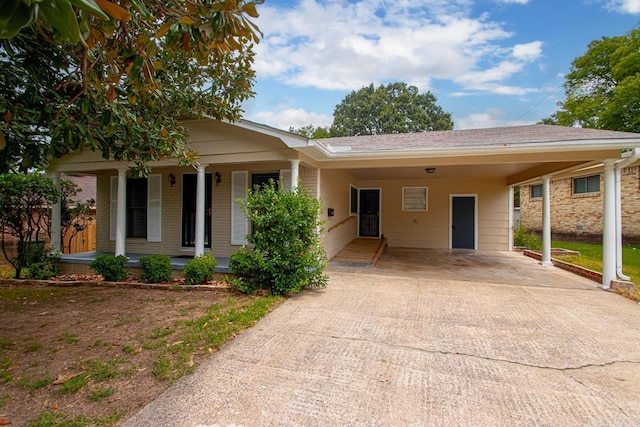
top-left (327, 215), bottom-right (356, 233)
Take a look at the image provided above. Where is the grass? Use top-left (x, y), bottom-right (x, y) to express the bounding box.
top-left (552, 239), bottom-right (640, 301)
top-left (27, 410), bottom-right (123, 427)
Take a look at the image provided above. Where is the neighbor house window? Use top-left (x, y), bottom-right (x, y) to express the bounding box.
top-left (403, 187), bottom-right (428, 211)
top-left (530, 184), bottom-right (542, 199)
top-left (573, 174), bottom-right (600, 195)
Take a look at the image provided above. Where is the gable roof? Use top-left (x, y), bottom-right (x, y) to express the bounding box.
top-left (317, 125), bottom-right (640, 153)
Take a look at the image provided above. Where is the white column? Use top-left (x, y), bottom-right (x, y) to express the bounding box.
top-left (115, 168), bottom-right (127, 256)
top-left (290, 159), bottom-right (300, 191)
top-left (602, 159), bottom-right (616, 288)
top-left (541, 175), bottom-right (552, 266)
top-left (508, 186), bottom-right (514, 251)
top-left (194, 164), bottom-right (207, 257)
top-left (50, 172), bottom-right (62, 253)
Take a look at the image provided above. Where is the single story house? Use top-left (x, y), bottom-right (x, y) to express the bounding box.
top-left (47, 119), bottom-right (640, 288)
top-left (520, 160), bottom-right (640, 244)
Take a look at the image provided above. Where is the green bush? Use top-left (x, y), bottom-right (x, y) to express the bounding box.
top-left (138, 254), bottom-right (173, 283)
top-left (28, 251), bottom-right (60, 280)
top-left (90, 255), bottom-right (128, 282)
top-left (231, 181), bottom-right (328, 295)
top-left (513, 226), bottom-right (542, 250)
top-left (182, 254), bottom-right (218, 286)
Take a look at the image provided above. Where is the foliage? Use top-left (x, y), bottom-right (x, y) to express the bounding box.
top-left (330, 82), bottom-right (454, 137)
top-left (90, 254), bottom-right (128, 282)
top-left (182, 254), bottom-right (218, 285)
top-left (138, 254), bottom-right (172, 283)
top-left (0, 173), bottom-right (59, 278)
top-left (27, 251), bottom-right (61, 280)
top-left (229, 246), bottom-right (262, 293)
top-left (547, 29), bottom-right (640, 132)
top-left (289, 124), bottom-right (331, 139)
top-left (513, 226), bottom-right (541, 250)
top-left (0, 1), bottom-right (262, 174)
top-left (231, 181), bottom-right (328, 295)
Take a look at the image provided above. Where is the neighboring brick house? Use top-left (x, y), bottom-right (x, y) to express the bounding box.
top-left (520, 162), bottom-right (640, 244)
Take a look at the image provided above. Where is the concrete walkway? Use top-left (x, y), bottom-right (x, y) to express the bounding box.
top-left (123, 252), bottom-right (640, 426)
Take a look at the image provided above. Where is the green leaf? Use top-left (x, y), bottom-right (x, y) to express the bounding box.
top-left (0, 1), bottom-right (39, 39)
top-left (39, 0), bottom-right (81, 44)
top-left (68, 0), bottom-right (108, 20)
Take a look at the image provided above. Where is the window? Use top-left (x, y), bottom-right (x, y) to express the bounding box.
top-left (530, 184), bottom-right (542, 199)
top-left (573, 174), bottom-right (600, 195)
top-left (127, 178), bottom-right (147, 238)
top-left (350, 185), bottom-right (358, 215)
top-left (403, 187), bottom-right (428, 211)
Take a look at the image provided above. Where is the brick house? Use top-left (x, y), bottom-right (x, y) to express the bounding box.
top-left (520, 162), bottom-right (640, 244)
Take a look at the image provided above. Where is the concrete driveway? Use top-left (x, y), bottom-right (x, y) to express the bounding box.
top-left (124, 251), bottom-right (640, 426)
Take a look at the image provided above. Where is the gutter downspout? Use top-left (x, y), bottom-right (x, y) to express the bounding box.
top-left (615, 148), bottom-right (640, 281)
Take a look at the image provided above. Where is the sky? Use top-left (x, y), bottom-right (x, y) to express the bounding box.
top-left (241, 0), bottom-right (640, 131)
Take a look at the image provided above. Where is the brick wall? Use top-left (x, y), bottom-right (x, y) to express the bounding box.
top-left (520, 165), bottom-right (640, 241)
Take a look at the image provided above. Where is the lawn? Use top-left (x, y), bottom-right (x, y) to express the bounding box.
top-left (552, 239), bottom-right (640, 301)
top-left (0, 284), bottom-right (282, 426)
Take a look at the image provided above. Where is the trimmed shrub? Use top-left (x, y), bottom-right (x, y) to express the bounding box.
top-left (231, 181), bottom-right (328, 295)
top-left (138, 254), bottom-right (173, 283)
top-left (28, 252), bottom-right (60, 280)
top-left (513, 226), bottom-right (542, 250)
top-left (90, 255), bottom-right (128, 282)
top-left (183, 254), bottom-right (218, 286)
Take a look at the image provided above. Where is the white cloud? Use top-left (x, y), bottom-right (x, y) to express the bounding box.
top-left (494, 0), bottom-right (529, 4)
top-left (604, 0), bottom-right (640, 13)
top-left (253, 0), bottom-right (541, 95)
top-left (454, 108), bottom-right (535, 129)
top-left (248, 108), bottom-right (333, 132)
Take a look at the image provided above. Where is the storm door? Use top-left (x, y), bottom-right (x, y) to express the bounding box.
top-left (451, 195), bottom-right (476, 249)
top-left (359, 189), bottom-right (380, 237)
top-left (182, 173), bottom-right (212, 248)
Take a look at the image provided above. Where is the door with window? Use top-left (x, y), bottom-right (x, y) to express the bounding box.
top-left (182, 174), bottom-right (212, 248)
top-left (359, 189), bottom-right (380, 237)
top-left (451, 195), bottom-right (476, 249)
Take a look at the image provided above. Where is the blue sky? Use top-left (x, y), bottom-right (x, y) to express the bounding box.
top-left (242, 0), bottom-right (640, 131)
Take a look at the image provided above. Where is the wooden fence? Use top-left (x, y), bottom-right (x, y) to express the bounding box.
top-left (62, 221), bottom-right (96, 254)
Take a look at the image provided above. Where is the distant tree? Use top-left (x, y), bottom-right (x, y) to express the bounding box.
top-left (0, 1), bottom-right (262, 175)
top-left (330, 82), bottom-right (454, 137)
top-left (547, 29), bottom-right (640, 132)
top-left (288, 124), bottom-right (331, 139)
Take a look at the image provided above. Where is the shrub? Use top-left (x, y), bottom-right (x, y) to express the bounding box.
top-left (183, 254), bottom-right (218, 286)
top-left (229, 247), bottom-right (262, 294)
top-left (138, 254), bottom-right (172, 283)
top-left (90, 255), bottom-right (128, 282)
top-left (27, 251), bottom-right (61, 280)
top-left (513, 226), bottom-right (542, 250)
top-left (231, 181), bottom-right (328, 295)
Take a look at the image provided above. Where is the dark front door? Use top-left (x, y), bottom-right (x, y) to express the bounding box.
top-left (452, 196), bottom-right (475, 249)
top-left (359, 189), bottom-right (380, 237)
top-left (182, 173), bottom-right (212, 248)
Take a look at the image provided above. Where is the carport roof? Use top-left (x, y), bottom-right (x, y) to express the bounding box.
top-left (318, 124), bottom-right (640, 153)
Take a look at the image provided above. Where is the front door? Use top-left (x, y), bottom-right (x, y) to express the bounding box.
top-left (359, 189), bottom-right (380, 237)
top-left (451, 196), bottom-right (476, 249)
top-left (182, 173), bottom-right (212, 248)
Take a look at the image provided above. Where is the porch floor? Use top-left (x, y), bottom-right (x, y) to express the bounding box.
top-left (329, 238), bottom-right (388, 267)
top-left (60, 252), bottom-right (232, 273)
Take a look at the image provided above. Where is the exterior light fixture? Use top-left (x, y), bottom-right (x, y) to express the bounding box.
top-left (168, 173), bottom-right (176, 187)
top-left (215, 171), bottom-right (222, 186)
top-left (425, 167), bottom-right (436, 174)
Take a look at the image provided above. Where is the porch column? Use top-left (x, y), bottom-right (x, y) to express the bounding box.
top-left (541, 175), bottom-right (552, 266)
top-left (290, 159), bottom-right (300, 191)
top-left (50, 172), bottom-right (62, 253)
top-left (115, 167), bottom-right (127, 257)
top-left (508, 186), bottom-right (514, 251)
top-left (194, 164), bottom-right (207, 257)
top-left (602, 159), bottom-right (616, 288)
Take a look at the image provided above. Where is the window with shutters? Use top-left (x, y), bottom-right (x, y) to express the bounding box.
top-left (127, 178), bottom-right (147, 238)
top-left (402, 187), bottom-right (428, 211)
top-left (231, 171), bottom-right (248, 245)
top-left (110, 174), bottom-right (161, 242)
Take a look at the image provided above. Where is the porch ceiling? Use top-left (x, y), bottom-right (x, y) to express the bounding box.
top-left (349, 163), bottom-right (540, 181)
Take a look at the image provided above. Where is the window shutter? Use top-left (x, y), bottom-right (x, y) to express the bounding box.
top-left (280, 169), bottom-right (291, 192)
top-left (231, 171), bottom-right (248, 245)
top-left (110, 176), bottom-right (117, 241)
top-left (147, 174), bottom-right (162, 242)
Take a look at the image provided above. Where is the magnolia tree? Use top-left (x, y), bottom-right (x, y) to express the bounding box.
top-left (0, 0), bottom-right (262, 174)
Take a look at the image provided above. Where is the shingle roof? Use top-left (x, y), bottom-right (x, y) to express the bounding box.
top-left (317, 125), bottom-right (640, 152)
